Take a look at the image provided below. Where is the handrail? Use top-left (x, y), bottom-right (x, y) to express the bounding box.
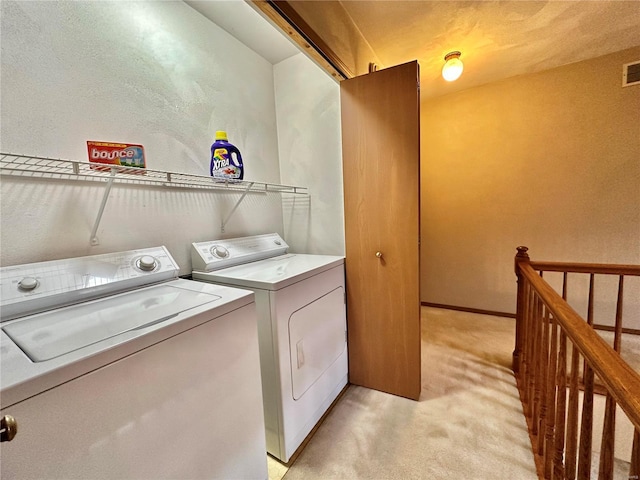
top-left (519, 261), bottom-right (640, 431)
top-left (514, 246), bottom-right (640, 479)
top-left (530, 261), bottom-right (640, 276)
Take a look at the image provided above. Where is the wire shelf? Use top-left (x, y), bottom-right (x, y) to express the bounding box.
top-left (1, 152), bottom-right (309, 243)
top-left (0, 153), bottom-right (308, 195)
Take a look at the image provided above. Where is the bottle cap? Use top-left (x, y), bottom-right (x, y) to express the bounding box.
top-left (215, 131), bottom-right (228, 141)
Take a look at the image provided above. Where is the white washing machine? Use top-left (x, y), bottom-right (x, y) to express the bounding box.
top-left (0, 247), bottom-right (267, 480)
top-left (191, 233), bottom-right (348, 463)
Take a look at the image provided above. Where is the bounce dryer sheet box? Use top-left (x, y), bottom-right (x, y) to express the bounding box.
top-left (86, 141), bottom-right (146, 174)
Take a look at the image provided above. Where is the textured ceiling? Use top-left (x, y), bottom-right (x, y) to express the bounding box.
top-left (189, 1), bottom-right (640, 98)
top-left (338, 0), bottom-right (640, 97)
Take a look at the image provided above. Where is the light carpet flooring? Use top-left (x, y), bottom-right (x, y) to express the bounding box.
top-left (269, 307), bottom-right (538, 480)
top-left (268, 307), bottom-right (638, 480)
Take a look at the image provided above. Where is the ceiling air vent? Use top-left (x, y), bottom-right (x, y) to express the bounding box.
top-left (622, 61), bottom-right (640, 87)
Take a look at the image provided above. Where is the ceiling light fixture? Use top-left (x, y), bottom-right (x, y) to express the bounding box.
top-left (442, 51), bottom-right (463, 82)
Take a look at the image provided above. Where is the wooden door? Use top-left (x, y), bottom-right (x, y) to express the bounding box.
top-left (341, 61), bottom-right (421, 400)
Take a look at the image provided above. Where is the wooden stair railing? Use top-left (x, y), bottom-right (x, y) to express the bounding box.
top-left (512, 246), bottom-right (640, 480)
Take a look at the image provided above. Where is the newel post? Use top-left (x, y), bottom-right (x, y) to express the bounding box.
top-left (513, 246), bottom-right (530, 374)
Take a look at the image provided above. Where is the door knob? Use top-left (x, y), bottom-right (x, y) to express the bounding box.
top-left (0, 415), bottom-right (17, 442)
top-left (375, 251), bottom-right (383, 259)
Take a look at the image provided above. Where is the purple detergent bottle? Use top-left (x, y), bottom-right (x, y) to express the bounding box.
top-left (210, 131), bottom-right (244, 180)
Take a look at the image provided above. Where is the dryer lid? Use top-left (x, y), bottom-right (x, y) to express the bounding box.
top-left (193, 254), bottom-right (344, 291)
top-left (2, 284), bottom-right (221, 362)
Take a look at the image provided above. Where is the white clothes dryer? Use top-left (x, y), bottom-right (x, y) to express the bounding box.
top-left (0, 247), bottom-right (267, 480)
top-left (191, 233), bottom-right (348, 463)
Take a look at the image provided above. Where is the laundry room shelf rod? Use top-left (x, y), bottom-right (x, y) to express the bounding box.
top-left (0, 153), bottom-right (309, 244)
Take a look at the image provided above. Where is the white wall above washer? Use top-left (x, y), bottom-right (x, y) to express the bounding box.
top-left (274, 53), bottom-right (345, 256)
top-left (185, 0), bottom-right (300, 65)
top-left (0, 0), bottom-right (284, 272)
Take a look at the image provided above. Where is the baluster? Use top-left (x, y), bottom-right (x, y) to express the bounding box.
top-left (613, 275), bottom-right (624, 353)
top-left (522, 282), bottom-right (533, 408)
top-left (536, 294), bottom-right (545, 428)
top-left (586, 273), bottom-right (595, 328)
top-left (514, 246), bottom-right (530, 374)
top-left (554, 328), bottom-right (567, 479)
top-left (577, 364), bottom-right (595, 480)
top-left (598, 393), bottom-right (616, 480)
top-left (545, 315), bottom-right (558, 479)
top-left (582, 274), bottom-right (595, 385)
top-left (529, 293), bottom-right (541, 422)
top-left (565, 343), bottom-right (580, 480)
top-left (593, 275), bottom-right (625, 480)
top-left (537, 305), bottom-right (550, 450)
top-left (631, 428), bottom-right (639, 479)
top-left (526, 289), bottom-right (535, 417)
top-left (529, 285), bottom-right (538, 417)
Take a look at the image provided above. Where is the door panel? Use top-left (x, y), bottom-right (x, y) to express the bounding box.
top-left (341, 61), bottom-right (421, 400)
top-left (288, 287), bottom-right (346, 400)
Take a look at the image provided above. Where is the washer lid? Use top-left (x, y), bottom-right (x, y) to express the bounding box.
top-left (2, 284), bottom-right (220, 362)
top-left (193, 254), bottom-right (344, 290)
top-left (0, 246), bottom-right (179, 322)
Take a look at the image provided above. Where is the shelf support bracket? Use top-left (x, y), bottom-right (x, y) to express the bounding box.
top-left (221, 182), bottom-right (255, 233)
top-left (90, 168), bottom-right (117, 245)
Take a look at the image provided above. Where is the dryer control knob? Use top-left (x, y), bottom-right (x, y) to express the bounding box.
top-left (18, 277), bottom-right (38, 291)
top-left (138, 255), bottom-right (157, 271)
top-left (211, 246), bottom-right (229, 259)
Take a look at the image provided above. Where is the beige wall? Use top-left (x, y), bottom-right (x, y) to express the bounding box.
top-left (420, 47), bottom-right (640, 319)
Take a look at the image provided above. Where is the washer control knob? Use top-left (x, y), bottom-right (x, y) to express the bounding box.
top-left (18, 277), bottom-right (38, 291)
top-left (138, 255), bottom-right (157, 271)
top-left (211, 246), bottom-right (229, 259)
top-left (274, 240), bottom-right (281, 245)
